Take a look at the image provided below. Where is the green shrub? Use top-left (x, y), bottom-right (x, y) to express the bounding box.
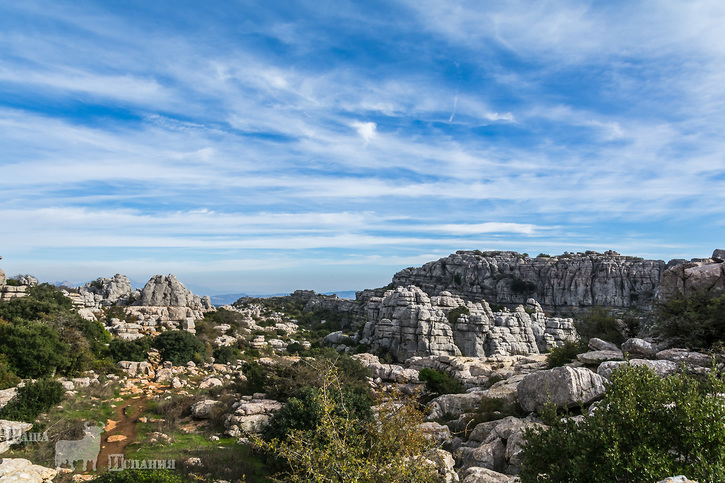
top-left (574, 306), bottom-right (624, 345)
top-left (263, 385), bottom-right (373, 442)
top-left (0, 360), bottom-right (20, 390)
top-left (0, 378), bottom-right (64, 422)
top-left (151, 330), bottom-right (205, 365)
top-left (0, 320), bottom-right (71, 378)
top-left (0, 283), bottom-right (72, 323)
top-left (546, 339), bottom-right (588, 368)
top-left (241, 361), bottom-right (268, 394)
top-left (653, 291), bottom-right (725, 350)
top-left (419, 368), bottom-right (463, 395)
top-left (519, 365), bottom-right (725, 482)
top-left (447, 305), bottom-right (470, 324)
top-left (511, 278), bottom-right (537, 295)
top-left (454, 273), bottom-right (462, 285)
top-left (109, 337), bottom-right (151, 362)
top-left (212, 345), bottom-right (241, 364)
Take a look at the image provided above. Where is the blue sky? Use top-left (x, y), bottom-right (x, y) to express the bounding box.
top-left (1, 0), bottom-right (724, 295)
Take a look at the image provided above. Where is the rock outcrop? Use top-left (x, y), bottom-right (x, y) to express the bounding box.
top-left (392, 250), bottom-right (666, 312)
top-left (389, 249), bottom-right (725, 314)
top-left (360, 286), bottom-right (576, 360)
top-left (79, 273), bottom-right (137, 307)
top-left (658, 250), bottom-right (725, 299)
top-left (135, 274), bottom-right (213, 310)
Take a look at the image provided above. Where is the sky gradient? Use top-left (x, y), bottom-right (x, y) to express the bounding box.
top-left (1, 1), bottom-right (724, 295)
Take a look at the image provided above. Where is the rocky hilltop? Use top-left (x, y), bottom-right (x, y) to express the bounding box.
top-left (391, 250), bottom-right (725, 312)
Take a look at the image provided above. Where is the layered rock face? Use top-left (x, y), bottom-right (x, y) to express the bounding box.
top-left (392, 251), bottom-right (665, 312)
top-left (135, 274), bottom-right (212, 310)
top-left (79, 273), bottom-right (137, 307)
top-left (360, 285), bottom-right (576, 360)
top-left (658, 250), bottom-right (725, 299)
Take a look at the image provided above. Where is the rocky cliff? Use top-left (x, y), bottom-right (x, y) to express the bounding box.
top-left (391, 250), bottom-right (667, 312)
top-left (360, 285), bottom-right (576, 360)
top-left (657, 250), bottom-right (725, 299)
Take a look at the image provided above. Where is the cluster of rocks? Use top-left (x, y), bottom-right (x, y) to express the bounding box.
top-left (359, 285), bottom-right (577, 360)
top-left (74, 274), bottom-right (215, 338)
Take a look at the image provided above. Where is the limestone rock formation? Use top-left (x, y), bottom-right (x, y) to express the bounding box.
top-left (391, 250), bottom-right (666, 311)
top-left (79, 273), bottom-right (137, 308)
top-left (360, 285), bottom-right (576, 360)
top-left (135, 274), bottom-right (213, 310)
top-left (0, 458), bottom-right (57, 482)
top-left (517, 366), bottom-right (606, 412)
top-left (658, 249), bottom-right (725, 299)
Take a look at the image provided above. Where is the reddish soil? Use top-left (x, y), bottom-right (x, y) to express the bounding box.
top-left (95, 397), bottom-right (148, 471)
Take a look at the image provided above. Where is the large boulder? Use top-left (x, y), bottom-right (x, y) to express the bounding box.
top-left (659, 252), bottom-right (725, 299)
top-left (621, 338), bottom-right (659, 358)
top-left (0, 458), bottom-right (57, 482)
top-left (517, 366), bottom-right (606, 412)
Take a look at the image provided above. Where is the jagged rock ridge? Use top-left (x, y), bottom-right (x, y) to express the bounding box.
top-left (392, 250), bottom-right (666, 311)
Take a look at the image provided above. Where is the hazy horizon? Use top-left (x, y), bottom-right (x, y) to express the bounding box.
top-left (2, 1), bottom-right (724, 293)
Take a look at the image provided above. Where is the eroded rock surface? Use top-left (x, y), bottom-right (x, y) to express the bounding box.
top-left (392, 250), bottom-right (666, 311)
top-left (360, 286), bottom-right (576, 360)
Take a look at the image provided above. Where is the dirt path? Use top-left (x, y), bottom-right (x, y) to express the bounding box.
top-left (95, 397), bottom-right (148, 471)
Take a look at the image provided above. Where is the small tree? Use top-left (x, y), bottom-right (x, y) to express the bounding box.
top-left (254, 362), bottom-right (438, 482)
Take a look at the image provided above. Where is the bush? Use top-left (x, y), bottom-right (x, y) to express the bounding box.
top-left (254, 364), bottom-right (437, 482)
top-left (0, 283), bottom-right (72, 323)
top-left (263, 384), bottom-right (373, 442)
top-left (653, 291), bottom-right (725, 350)
top-left (212, 345), bottom-right (241, 364)
top-left (109, 337), bottom-right (151, 362)
top-left (419, 367), bottom-right (463, 395)
top-left (0, 320), bottom-right (71, 378)
top-left (546, 339), bottom-right (588, 368)
top-left (574, 306), bottom-right (624, 345)
top-left (447, 305), bottom-right (470, 324)
top-left (519, 365), bottom-right (725, 482)
top-left (151, 330), bottom-right (204, 365)
top-left (0, 379), bottom-right (64, 422)
top-left (0, 360), bottom-right (20, 390)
